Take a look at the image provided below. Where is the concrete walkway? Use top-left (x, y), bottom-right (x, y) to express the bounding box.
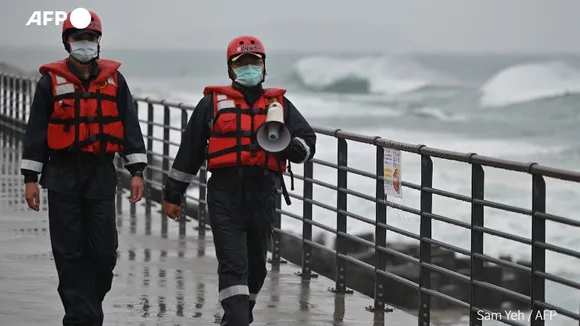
top-left (0, 139), bottom-right (419, 325)
top-left (0, 190), bottom-right (418, 325)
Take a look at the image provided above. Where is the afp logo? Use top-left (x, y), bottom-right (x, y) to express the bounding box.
top-left (25, 7), bottom-right (92, 28)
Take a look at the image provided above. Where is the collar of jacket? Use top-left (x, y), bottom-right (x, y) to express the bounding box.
top-left (232, 81), bottom-right (264, 107)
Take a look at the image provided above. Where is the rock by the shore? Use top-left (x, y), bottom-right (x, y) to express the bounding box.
top-left (277, 230), bottom-right (532, 312)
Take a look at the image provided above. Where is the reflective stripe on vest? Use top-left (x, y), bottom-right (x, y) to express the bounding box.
top-left (54, 75), bottom-right (115, 96)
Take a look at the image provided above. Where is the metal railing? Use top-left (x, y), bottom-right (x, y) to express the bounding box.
top-left (1, 72), bottom-right (580, 326)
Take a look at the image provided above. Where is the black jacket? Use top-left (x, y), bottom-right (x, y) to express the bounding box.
top-left (20, 59), bottom-right (147, 198)
top-left (163, 83), bottom-right (316, 205)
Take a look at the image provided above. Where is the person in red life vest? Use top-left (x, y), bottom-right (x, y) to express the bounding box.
top-left (20, 10), bottom-right (147, 326)
top-left (162, 35), bottom-right (316, 325)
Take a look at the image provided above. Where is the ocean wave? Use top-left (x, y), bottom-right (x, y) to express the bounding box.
top-left (133, 83), bottom-right (468, 126)
top-left (480, 61), bottom-right (580, 107)
top-left (277, 93), bottom-right (467, 123)
top-left (292, 56), bottom-right (461, 95)
top-left (411, 107), bottom-right (467, 122)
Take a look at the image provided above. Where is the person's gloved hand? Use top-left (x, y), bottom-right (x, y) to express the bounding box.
top-left (280, 138), bottom-right (308, 163)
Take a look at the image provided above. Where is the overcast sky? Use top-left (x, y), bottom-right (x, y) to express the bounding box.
top-left (1, 0), bottom-right (578, 53)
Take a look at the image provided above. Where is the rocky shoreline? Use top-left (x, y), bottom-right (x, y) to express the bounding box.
top-left (279, 230), bottom-right (531, 311)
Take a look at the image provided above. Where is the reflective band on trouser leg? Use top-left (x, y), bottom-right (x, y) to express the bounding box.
top-left (219, 285), bottom-right (249, 302)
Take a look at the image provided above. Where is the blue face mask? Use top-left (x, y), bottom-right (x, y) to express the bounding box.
top-left (233, 65), bottom-right (263, 87)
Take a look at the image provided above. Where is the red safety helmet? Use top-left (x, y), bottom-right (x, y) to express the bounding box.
top-left (226, 35), bottom-right (265, 63)
top-left (62, 10), bottom-right (102, 38)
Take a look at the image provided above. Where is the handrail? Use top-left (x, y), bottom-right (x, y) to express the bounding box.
top-left (1, 72), bottom-right (579, 326)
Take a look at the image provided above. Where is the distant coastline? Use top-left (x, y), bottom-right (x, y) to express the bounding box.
top-left (0, 61), bottom-right (38, 77)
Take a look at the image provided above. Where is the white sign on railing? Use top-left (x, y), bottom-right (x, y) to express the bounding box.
top-left (383, 147), bottom-right (402, 198)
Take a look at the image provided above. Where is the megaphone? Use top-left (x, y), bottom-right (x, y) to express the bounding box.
top-left (256, 102), bottom-right (291, 153)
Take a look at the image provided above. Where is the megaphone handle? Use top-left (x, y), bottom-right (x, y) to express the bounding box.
top-left (288, 162), bottom-right (294, 191)
top-left (276, 155), bottom-right (291, 205)
top-left (281, 180), bottom-right (291, 206)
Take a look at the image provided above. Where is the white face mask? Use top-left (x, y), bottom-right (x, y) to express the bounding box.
top-left (70, 40), bottom-right (98, 63)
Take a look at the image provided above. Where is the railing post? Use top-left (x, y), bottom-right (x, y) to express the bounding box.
top-left (1, 74), bottom-right (4, 116)
top-left (367, 144), bottom-right (389, 312)
top-left (162, 105), bottom-right (170, 186)
top-left (8, 76), bottom-right (14, 121)
top-left (470, 162), bottom-right (484, 326)
top-left (330, 136), bottom-right (352, 294)
top-left (268, 190), bottom-right (286, 265)
top-left (1, 74), bottom-right (5, 147)
top-left (17, 77), bottom-right (24, 142)
top-left (178, 107), bottom-right (187, 238)
top-left (8, 76), bottom-right (14, 142)
top-left (145, 102), bottom-right (154, 216)
top-left (24, 78), bottom-right (32, 123)
top-left (129, 101), bottom-right (139, 217)
top-left (21, 78), bottom-right (28, 125)
top-left (18, 77), bottom-right (23, 124)
top-left (12, 76), bottom-right (18, 141)
top-left (531, 172), bottom-right (546, 326)
top-left (296, 160), bottom-right (317, 279)
top-left (14, 78), bottom-right (20, 127)
top-left (196, 162), bottom-right (207, 236)
top-left (161, 105), bottom-right (171, 235)
top-left (418, 151), bottom-right (433, 326)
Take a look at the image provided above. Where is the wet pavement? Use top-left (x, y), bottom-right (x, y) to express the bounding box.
top-left (0, 145), bottom-right (419, 325)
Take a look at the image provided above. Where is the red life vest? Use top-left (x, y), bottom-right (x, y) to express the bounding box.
top-left (203, 85), bottom-right (287, 172)
top-left (38, 59), bottom-right (124, 154)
